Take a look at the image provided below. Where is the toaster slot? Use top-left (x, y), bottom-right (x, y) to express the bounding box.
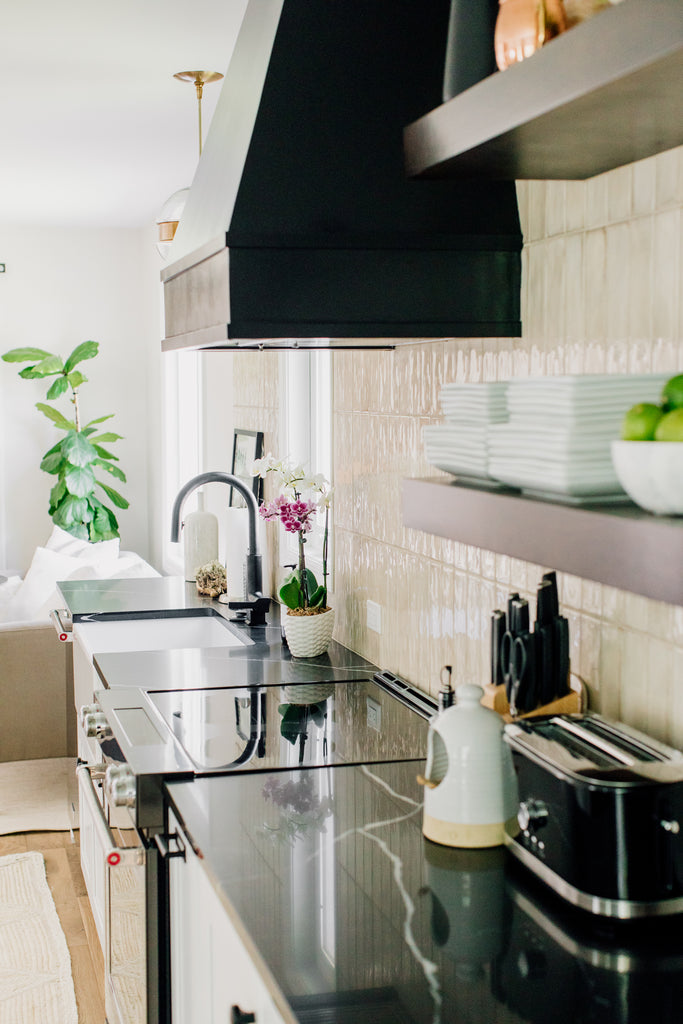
top-left (528, 721), bottom-right (623, 770)
top-left (572, 716), bottom-right (669, 763)
top-left (549, 718), bottom-right (636, 767)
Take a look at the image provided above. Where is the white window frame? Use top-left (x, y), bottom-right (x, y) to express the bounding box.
top-left (161, 349), bottom-right (203, 575)
top-left (279, 350), bottom-right (333, 588)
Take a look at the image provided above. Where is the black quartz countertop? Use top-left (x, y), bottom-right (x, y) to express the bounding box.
top-left (166, 762), bottom-right (683, 1024)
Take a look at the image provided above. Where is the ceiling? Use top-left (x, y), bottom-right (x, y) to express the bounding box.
top-left (2, 0), bottom-right (248, 228)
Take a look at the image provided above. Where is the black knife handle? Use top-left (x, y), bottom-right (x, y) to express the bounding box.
top-left (536, 580), bottom-right (554, 627)
top-left (535, 623), bottom-right (555, 705)
top-left (556, 616), bottom-right (570, 698)
top-left (541, 571), bottom-right (560, 617)
top-left (491, 610), bottom-right (506, 688)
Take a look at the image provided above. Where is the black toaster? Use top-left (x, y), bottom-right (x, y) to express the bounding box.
top-left (503, 712), bottom-right (683, 918)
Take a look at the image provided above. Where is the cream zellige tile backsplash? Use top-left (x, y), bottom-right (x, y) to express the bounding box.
top-left (232, 147), bottom-right (683, 749)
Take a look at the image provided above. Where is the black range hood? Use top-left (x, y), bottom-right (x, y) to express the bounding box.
top-left (161, 0), bottom-right (522, 351)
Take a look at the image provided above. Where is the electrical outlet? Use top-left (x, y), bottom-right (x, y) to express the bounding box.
top-left (366, 696), bottom-right (382, 732)
top-left (367, 599), bottom-right (382, 634)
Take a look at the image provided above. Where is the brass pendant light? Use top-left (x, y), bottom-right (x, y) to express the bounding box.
top-left (156, 70), bottom-right (223, 258)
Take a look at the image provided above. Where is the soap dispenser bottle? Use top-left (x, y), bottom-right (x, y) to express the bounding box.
top-left (183, 491), bottom-right (219, 582)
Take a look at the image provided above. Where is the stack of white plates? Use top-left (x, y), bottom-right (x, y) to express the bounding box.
top-left (440, 382), bottom-right (509, 424)
top-left (488, 373), bottom-right (669, 502)
top-left (424, 382), bottom-right (509, 481)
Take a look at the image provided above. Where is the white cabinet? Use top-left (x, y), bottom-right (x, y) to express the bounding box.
top-left (77, 766), bottom-right (107, 950)
top-left (168, 809), bottom-right (287, 1024)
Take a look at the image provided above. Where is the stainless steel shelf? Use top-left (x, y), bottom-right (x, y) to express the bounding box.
top-left (404, 0), bottom-right (683, 181)
top-left (402, 477), bottom-right (683, 605)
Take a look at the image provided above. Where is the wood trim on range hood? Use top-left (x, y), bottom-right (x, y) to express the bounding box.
top-left (160, 0), bottom-right (522, 351)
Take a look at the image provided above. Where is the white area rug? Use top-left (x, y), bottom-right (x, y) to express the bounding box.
top-left (0, 850), bottom-right (78, 1023)
top-left (0, 758), bottom-right (75, 835)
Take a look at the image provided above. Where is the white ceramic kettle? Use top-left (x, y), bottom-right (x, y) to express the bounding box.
top-left (420, 682), bottom-right (519, 848)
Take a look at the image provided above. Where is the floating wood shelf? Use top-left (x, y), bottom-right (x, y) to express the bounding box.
top-left (404, 0), bottom-right (683, 181)
top-left (402, 477), bottom-right (683, 606)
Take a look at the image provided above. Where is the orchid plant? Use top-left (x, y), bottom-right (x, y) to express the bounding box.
top-left (252, 454), bottom-right (331, 614)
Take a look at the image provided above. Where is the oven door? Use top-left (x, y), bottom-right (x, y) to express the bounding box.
top-left (77, 764), bottom-right (148, 1024)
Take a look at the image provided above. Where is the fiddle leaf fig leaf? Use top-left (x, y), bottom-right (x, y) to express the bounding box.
top-left (62, 430), bottom-right (97, 467)
top-left (2, 347), bottom-right (52, 363)
top-left (49, 480), bottom-right (67, 513)
top-left (19, 366), bottom-right (44, 379)
top-left (93, 444), bottom-right (119, 461)
top-left (64, 341), bottom-right (98, 373)
top-left (90, 498), bottom-right (119, 536)
top-left (84, 414), bottom-right (113, 428)
top-left (32, 354), bottom-right (64, 377)
top-left (40, 450), bottom-right (65, 474)
top-left (64, 464), bottom-right (96, 497)
top-left (97, 482), bottom-right (129, 509)
top-left (53, 494), bottom-right (90, 528)
top-left (91, 431), bottom-right (123, 444)
top-left (35, 402), bottom-right (76, 431)
top-left (94, 459), bottom-right (126, 482)
top-left (67, 370), bottom-right (87, 389)
top-left (46, 376), bottom-right (69, 400)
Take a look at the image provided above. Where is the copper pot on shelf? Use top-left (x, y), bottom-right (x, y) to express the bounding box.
top-left (494, 0), bottom-right (568, 70)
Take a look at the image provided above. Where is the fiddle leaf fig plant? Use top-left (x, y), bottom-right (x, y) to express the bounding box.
top-left (2, 341), bottom-right (128, 542)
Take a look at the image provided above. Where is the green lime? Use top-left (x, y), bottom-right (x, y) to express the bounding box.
top-left (662, 373), bottom-right (683, 411)
top-left (654, 407), bottom-right (683, 442)
top-left (621, 402), bottom-right (664, 441)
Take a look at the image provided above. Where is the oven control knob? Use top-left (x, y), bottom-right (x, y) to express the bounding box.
top-left (518, 799), bottom-right (548, 832)
top-left (105, 765), bottom-right (137, 808)
top-left (80, 706), bottom-right (112, 739)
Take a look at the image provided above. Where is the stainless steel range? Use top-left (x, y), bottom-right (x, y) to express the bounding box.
top-left (78, 670), bottom-right (434, 1024)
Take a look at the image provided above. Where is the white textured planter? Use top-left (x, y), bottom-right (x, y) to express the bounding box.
top-left (284, 608), bottom-right (335, 658)
top-left (283, 683), bottom-right (335, 704)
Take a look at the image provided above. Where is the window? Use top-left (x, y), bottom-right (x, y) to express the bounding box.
top-left (161, 349), bottom-right (202, 574)
top-left (280, 350), bottom-right (333, 584)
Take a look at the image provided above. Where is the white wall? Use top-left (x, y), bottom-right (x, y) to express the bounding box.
top-left (0, 224), bottom-right (162, 573)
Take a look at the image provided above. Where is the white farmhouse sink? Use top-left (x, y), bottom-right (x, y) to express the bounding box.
top-left (73, 613), bottom-right (247, 660)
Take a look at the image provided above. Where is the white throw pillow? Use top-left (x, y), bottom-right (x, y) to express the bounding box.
top-left (44, 524), bottom-right (120, 564)
top-left (9, 547), bottom-right (84, 621)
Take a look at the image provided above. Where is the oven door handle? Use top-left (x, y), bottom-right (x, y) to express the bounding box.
top-left (153, 831), bottom-right (186, 860)
top-left (76, 764), bottom-right (145, 868)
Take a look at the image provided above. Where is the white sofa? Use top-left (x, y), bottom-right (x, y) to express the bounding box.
top-left (0, 528), bottom-right (159, 762)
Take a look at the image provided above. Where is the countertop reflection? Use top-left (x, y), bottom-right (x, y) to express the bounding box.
top-left (166, 760), bottom-right (683, 1024)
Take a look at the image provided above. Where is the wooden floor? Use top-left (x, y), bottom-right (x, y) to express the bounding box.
top-left (0, 829), bottom-right (106, 1024)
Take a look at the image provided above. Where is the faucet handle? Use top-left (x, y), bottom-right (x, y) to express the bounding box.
top-left (225, 594), bottom-right (270, 627)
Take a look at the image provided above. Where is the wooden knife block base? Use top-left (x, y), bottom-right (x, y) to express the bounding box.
top-left (482, 671), bottom-right (583, 723)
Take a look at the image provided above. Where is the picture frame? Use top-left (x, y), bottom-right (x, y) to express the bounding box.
top-left (229, 429), bottom-right (264, 508)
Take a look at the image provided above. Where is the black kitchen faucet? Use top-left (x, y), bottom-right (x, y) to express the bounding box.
top-left (170, 471), bottom-right (270, 626)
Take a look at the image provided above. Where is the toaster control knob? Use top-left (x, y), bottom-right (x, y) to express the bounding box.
top-left (518, 799), bottom-right (548, 832)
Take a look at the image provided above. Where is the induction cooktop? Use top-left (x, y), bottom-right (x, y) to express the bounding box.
top-left (147, 676), bottom-right (431, 772)
top-left (94, 673), bottom-right (434, 830)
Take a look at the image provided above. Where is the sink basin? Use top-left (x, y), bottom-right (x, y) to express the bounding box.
top-left (73, 613), bottom-right (248, 658)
